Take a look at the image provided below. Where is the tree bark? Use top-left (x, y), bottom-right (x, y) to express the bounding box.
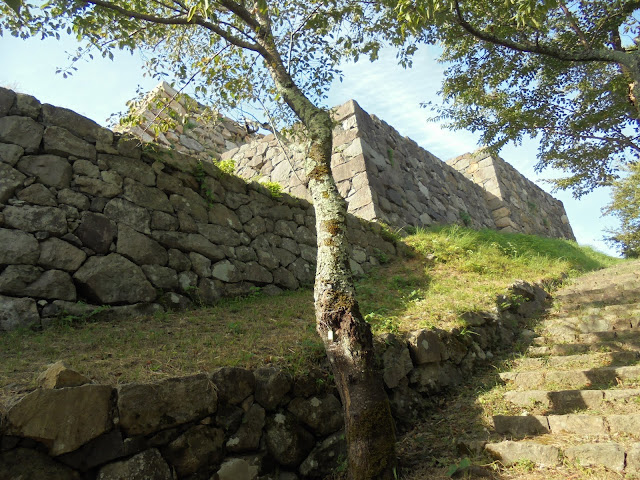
top-left (255, 13), bottom-right (397, 480)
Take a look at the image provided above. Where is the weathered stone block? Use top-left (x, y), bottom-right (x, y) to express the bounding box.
top-left (3, 204), bottom-right (67, 234)
top-left (288, 394), bottom-right (343, 436)
top-left (97, 448), bottom-right (172, 480)
top-left (162, 425), bottom-right (225, 476)
top-left (265, 412), bottom-right (315, 468)
top-left (117, 224), bottom-right (168, 266)
top-left (152, 231), bottom-right (226, 261)
top-left (74, 254), bottom-right (156, 304)
top-left (42, 103), bottom-right (113, 144)
top-left (6, 385), bottom-right (114, 455)
top-left (0, 294), bottom-right (39, 332)
top-left (39, 237), bottom-right (87, 271)
top-left (564, 443), bottom-right (625, 472)
top-left (44, 126), bottom-right (96, 159)
top-left (75, 211), bottom-right (116, 254)
top-left (117, 374), bottom-right (217, 436)
top-left (0, 162), bottom-right (26, 203)
top-left (99, 153), bottom-right (155, 186)
top-left (17, 183), bottom-right (57, 206)
top-left (124, 178), bottom-right (173, 212)
top-left (226, 403), bottom-right (265, 453)
top-left (0, 116), bottom-right (44, 153)
top-left (0, 227), bottom-right (40, 264)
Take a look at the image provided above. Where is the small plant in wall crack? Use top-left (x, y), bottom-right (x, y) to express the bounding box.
top-left (263, 181), bottom-right (283, 199)
top-left (194, 161), bottom-right (216, 207)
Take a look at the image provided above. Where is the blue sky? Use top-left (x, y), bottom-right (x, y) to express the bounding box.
top-left (0, 33), bottom-right (618, 256)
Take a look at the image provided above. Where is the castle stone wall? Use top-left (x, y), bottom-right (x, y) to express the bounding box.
top-left (0, 87), bottom-right (397, 333)
top-left (125, 83), bottom-right (574, 240)
top-left (447, 151), bottom-right (574, 239)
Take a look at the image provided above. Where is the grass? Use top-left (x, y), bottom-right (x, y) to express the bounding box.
top-left (0, 225), bottom-right (621, 401)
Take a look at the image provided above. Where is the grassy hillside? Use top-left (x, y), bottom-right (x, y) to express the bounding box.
top-left (0, 226), bottom-right (620, 399)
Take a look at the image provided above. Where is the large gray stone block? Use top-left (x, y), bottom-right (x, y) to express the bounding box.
top-left (43, 126), bottom-right (96, 159)
top-left (0, 294), bottom-right (39, 331)
top-left (3, 204), bottom-right (67, 235)
top-left (16, 154), bottom-right (72, 188)
top-left (0, 162), bottom-right (26, 203)
top-left (39, 237), bottom-right (87, 272)
top-left (116, 224), bottom-right (168, 266)
top-left (0, 227), bottom-right (40, 264)
top-left (0, 116), bottom-right (44, 153)
top-left (74, 253), bottom-right (156, 304)
top-left (117, 374), bottom-right (217, 436)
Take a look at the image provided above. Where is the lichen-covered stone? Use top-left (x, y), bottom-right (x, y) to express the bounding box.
top-left (265, 412), bottom-right (315, 467)
top-left (103, 198), bottom-right (151, 234)
top-left (3, 204), bottom-right (67, 235)
top-left (0, 448), bottom-right (81, 480)
top-left (287, 394), bottom-right (344, 436)
top-left (97, 449), bottom-right (172, 480)
top-left (43, 126), bottom-right (96, 159)
top-left (0, 227), bottom-right (40, 264)
top-left (0, 294), bottom-right (39, 331)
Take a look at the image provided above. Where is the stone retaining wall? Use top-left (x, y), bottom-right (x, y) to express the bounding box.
top-left (0, 87), bottom-right (397, 332)
top-left (126, 83), bottom-right (574, 239)
top-left (0, 280), bottom-right (549, 480)
top-left (447, 151), bottom-right (574, 239)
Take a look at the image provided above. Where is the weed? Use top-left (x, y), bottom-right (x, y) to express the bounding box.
top-left (446, 457), bottom-right (471, 477)
top-left (373, 248), bottom-right (390, 264)
top-left (217, 158), bottom-right (236, 175)
top-left (194, 161), bottom-right (216, 206)
top-left (459, 210), bottom-right (472, 227)
top-left (387, 148), bottom-right (395, 167)
top-left (263, 181), bottom-right (283, 199)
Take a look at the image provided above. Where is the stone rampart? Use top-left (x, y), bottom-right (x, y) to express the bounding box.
top-left (123, 83), bottom-right (574, 240)
top-left (447, 150), bottom-right (574, 239)
top-left (0, 87), bottom-right (397, 332)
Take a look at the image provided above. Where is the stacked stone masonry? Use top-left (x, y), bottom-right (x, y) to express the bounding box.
top-left (128, 83), bottom-right (574, 239)
top-left (0, 86), bottom-right (397, 332)
top-left (0, 281), bottom-right (550, 479)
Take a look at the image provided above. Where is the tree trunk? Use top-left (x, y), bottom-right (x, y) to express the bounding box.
top-left (256, 16), bottom-right (397, 480)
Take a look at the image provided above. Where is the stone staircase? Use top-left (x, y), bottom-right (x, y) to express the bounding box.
top-left (484, 260), bottom-right (640, 475)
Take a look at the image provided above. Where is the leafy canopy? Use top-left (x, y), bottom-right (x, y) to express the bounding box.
top-left (604, 162), bottom-right (640, 258)
top-left (390, 0), bottom-right (640, 198)
top-left (0, 0), bottom-right (382, 126)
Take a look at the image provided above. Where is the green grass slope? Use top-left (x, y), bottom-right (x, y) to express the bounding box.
top-left (0, 226), bottom-right (620, 400)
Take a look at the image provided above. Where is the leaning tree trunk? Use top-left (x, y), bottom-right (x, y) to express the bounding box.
top-left (256, 16), bottom-right (397, 480)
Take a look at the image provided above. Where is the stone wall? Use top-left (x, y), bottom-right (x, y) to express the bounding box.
top-left (116, 81), bottom-right (260, 162)
top-left (0, 280), bottom-right (550, 480)
top-left (0, 87), bottom-right (397, 332)
top-left (447, 151), bottom-right (574, 239)
top-left (126, 83), bottom-right (574, 239)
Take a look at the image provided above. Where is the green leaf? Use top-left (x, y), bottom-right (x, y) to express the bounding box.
top-left (3, 0), bottom-right (22, 15)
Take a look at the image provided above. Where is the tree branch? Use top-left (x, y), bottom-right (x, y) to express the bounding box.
top-left (451, 0), bottom-right (628, 65)
top-left (84, 0), bottom-right (263, 53)
top-left (557, 0), bottom-right (590, 49)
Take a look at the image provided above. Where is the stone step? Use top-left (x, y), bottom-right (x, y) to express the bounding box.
top-left (485, 439), bottom-right (640, 473)
top-left (532, 329), bottom-right (640, 346)
top-left (556, 285), bottom-right (640, 310)
top-left (492, 413), bottom-right (640, 437)
top-left (504, 388), bottom-right (640, 414)
top-left (515, 351), bottom-right (639, 371)
top-left (543, 316), bottom-right (640, 337)
top-left (499, 365), bottom-right (640, 390)
top-left (528, 341), bottom-right (640, 357)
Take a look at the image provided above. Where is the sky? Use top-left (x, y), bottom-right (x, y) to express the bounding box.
top-left (0, 32), bottom-right (620, 256)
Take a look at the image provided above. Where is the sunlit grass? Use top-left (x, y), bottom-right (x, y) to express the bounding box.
top-left (0, 225), bottom-right (621, 399)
